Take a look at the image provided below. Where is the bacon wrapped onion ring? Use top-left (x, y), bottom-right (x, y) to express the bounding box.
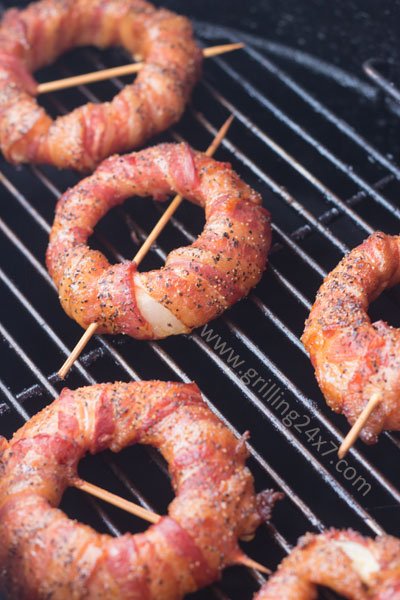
top-left (46, 143), bottom-right (271, 339)
top-left (254, 529), bottom-right (400, 599)
top-left (0, 0), bottom-right (201, 171)
top-left (0, 381), bottom-right (263, 599)
top-left (302, 232), bottom-right (400, 443)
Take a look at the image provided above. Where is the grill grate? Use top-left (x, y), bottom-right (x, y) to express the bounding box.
top-left (1, 7), bottom-right (400, 599)
top-left (363, 58), bottom-right (400, 106)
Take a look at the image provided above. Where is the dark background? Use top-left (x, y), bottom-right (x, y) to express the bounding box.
top-left (11, 0), bottom-right (400, 76)
top-left (162, 0), bottom-right (399, 76)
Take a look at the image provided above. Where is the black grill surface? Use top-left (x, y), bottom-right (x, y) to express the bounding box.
top-left (1, 2), bottom-right (400, 599)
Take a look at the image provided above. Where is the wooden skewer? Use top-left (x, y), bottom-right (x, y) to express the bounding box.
top-left (231, 552), bottom-right (271, 575)
top-left (74, 478), bottom-right (270, 574)
top-left (58, 114), bottom-right (234, 379)
top-left (74, 478), bottom-right (161, 524)
top-left (3, 430), bottom-right (269, 572)
top-left (37, 43), bottom-right (244, 94)
top-left (58, 322), bottom-right (98, 378)
top-left (3, 415), bottom-right (268, 573)
top-left (338, 392), bottom-right (382, 458)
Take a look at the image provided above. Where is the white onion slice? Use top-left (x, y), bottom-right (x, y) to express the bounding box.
top-left (134, 273), bottom-right (189, 337)
top-left (334, 540), bottom-right (379, 584)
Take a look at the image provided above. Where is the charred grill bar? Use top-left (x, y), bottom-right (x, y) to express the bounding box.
top-left (1, 2), bottom-right (400, 598)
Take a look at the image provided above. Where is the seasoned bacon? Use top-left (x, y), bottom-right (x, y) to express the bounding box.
top-left (0, 381), bottom-right (263, 599)
top-left (46, 143), bottom-right (271, 338)
top-left (302, 232), bottom-right (400, 443)
top-left (254, 529), bottom-right (400, 600)
top-left (0, 0), bottom-right (201, 171)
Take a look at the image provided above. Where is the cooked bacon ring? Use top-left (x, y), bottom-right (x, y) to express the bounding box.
top-left (0, 0), bottom-right (201, 171)
top-left (46, 143), bottom-right (271, 339)
top-left (0, 381), bottom-right (262, 599)
top-left (302, 232), bottom-right (400, 443)
top-left (254, 529), bottom-right (400, 599)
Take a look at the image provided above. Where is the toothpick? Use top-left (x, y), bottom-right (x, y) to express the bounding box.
top-left (3, 435), bottom-right (269, 573)
top-left (232, 552), bottom-right (271, 575)
top-left (74, 478), bottom-right (160, 523)
top-left (338, 392), bottom-right (382, 458)
top-left (37, 43), bottom-right (244, 94)
top-left (58, 114), bottom-right (234, 379)
top-left (74, 477), bottom-right (270, 574)
top-left (58, 322), bottom-right (98, 379)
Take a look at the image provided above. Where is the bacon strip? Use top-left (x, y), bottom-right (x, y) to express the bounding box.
top-left (0, 381), bottom-right (263, 599)
top-left (46, 143), bottom-right (272, 339)
top-left (0, 0), bottom-right (202, 171)
top-left (254, 529), bottom-right (400, 600)
top-left (302, 232), bottom-right (400, 443)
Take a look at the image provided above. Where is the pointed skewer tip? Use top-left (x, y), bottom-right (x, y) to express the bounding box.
top-left (338, 392), bottom-right (382, 458)
top-left (234, 552), bottom-right (271, 575)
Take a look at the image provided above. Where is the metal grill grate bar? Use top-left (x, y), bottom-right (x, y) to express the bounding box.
top-left (363, 58), bottom-right (400, 104)
top-left (208, 49), bottom-right (400, 219)
top-left (201, 80), bottom-right (376, 233)
top-left (202, 26), bottom-right (400, 180)
top-left (206, 109), bottom-right (354, 254)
